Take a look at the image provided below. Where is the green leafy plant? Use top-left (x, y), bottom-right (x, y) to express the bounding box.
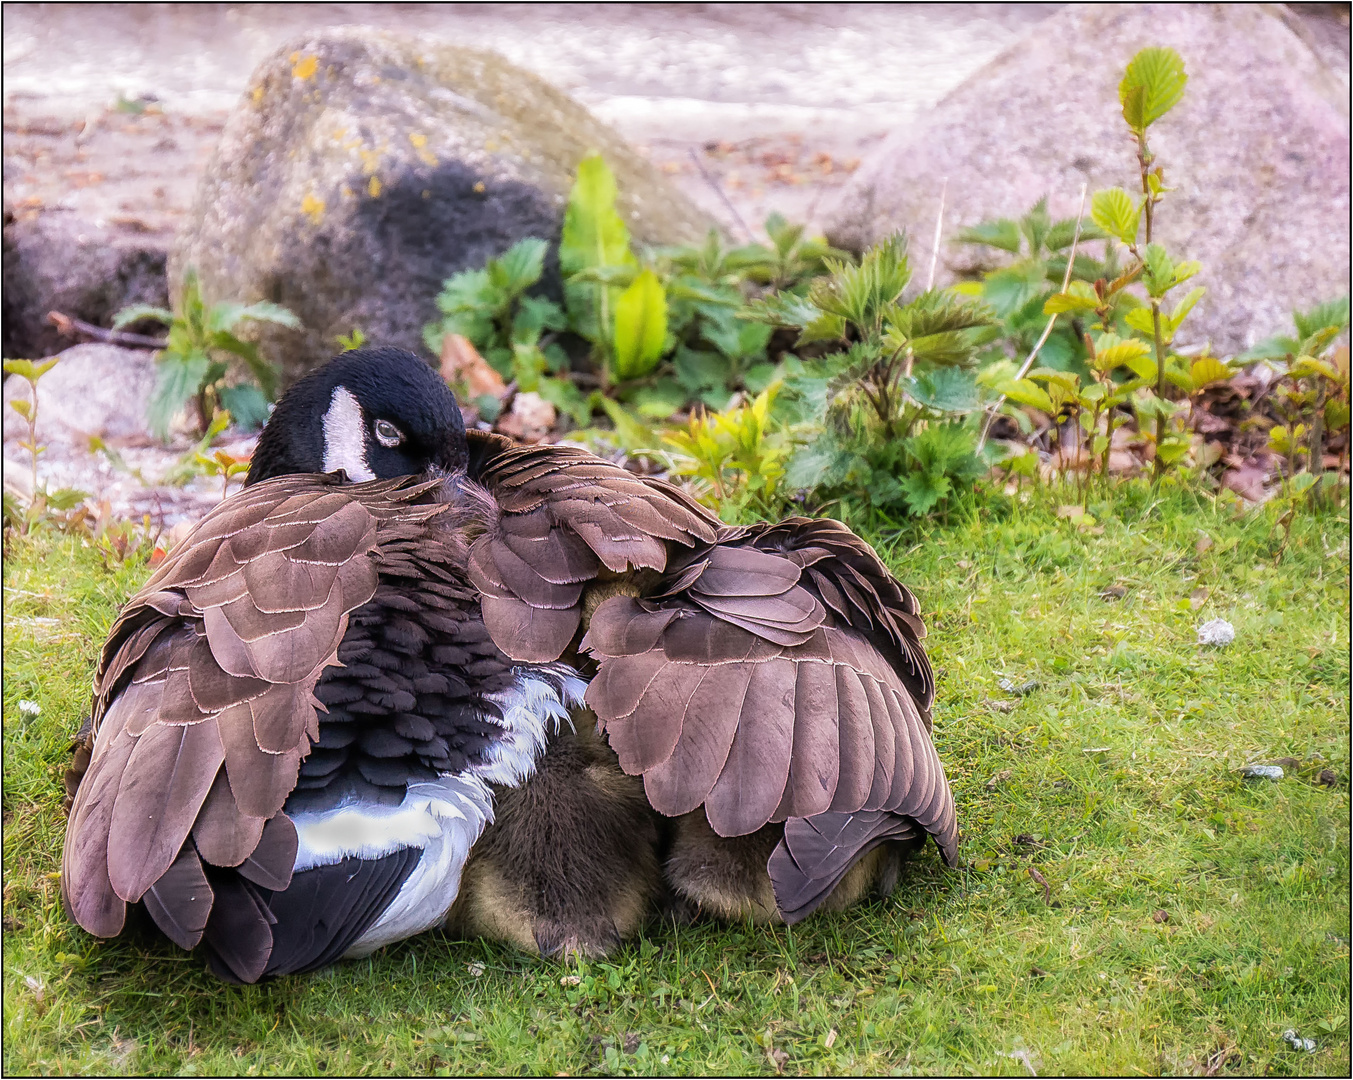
top-left (664, 384), bottom-right (794, 522)
top-left (972, 46), bottom-right (1231, 487)
top-left (424, 238), bottom-right (581, 423)
top-left (2, 356), bottom-right (89, 536)
top-left (115, 269), bottom-right (301, 439)
top-left (745, 232), bottom-right (998, 522)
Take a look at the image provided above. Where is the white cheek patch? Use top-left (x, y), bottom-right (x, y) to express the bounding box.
top-left (322, 386), bottom-right (375, 481)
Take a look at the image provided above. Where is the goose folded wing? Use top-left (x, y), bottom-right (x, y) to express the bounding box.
top-left (62, 477), bottom-right (432, 947)
top-left (464, 434), bottom-right (720, 662)
top-left (581, 541), bottom-right (957, 854)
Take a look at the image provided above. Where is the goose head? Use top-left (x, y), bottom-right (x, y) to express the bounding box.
top-left (246, 347), bottom-right (468, 485)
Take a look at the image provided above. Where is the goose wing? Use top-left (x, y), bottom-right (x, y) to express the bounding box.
top-left (62, 475), bottom-right (445, 963)
top-left (581, 518), bottom-right (958, 914)
top-left (464, 432), bottom-right (720, 663)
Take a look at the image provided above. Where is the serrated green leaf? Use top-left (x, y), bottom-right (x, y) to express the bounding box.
top-left (1093, 333), bottom-right (1153, 373)
top-left (956, 218), bottom-right (1022, 254)
top-left (612, 269), bottom-right (668, 380)
top-left (489, 237), bottom-right (548, 297)
top-left (236, 300), bottom-right (302, 330)
top-left (1293, 296), bottom-right (1349, 339)
top-left (1124, 307), bottom-right (1157, 337)
top-left (903, 367), bottom-right (982, 413)
top-left (218, 383), bottom-right (271, 430)
top-left (1167, 286), bottom-right (1205, 334)
top-left (1091, 188), bottom-right (1141, 246)
top-left (112, 304), bottom-right (174, 330)
top-left (1188, 356), bottom-right (1232, 390)
top-left (148, 351), bottom-right (211, 440)
top-left (599, 397), bottom-right (658, 451)
top-left (1043, 280), bottom-right (1100, 314)
top-left (1045, 218), bottom-right (1107, 251)
top-left (1120, 47), bottom-right (1187, 130)
top-left (1142, 243), bottom-right (1174, 298)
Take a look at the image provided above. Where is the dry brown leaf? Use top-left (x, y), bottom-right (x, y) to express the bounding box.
top-left (1189, 586), bottom-right (1210, 610)
top-left (495, 391), bottom-right (556, 444)
top-left (439, 334), bottom-right (506, 398)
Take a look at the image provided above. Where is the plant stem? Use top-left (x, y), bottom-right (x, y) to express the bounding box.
top-left (977, 184), bottom-right (1089, 453)
top-left (1150, 303), bottom-right (1168, 479)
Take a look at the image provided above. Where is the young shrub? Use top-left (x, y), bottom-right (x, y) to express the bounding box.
top-left (746, 232), bottom-right (998, 523)
top-left (114, 269), bottom-right (301, 439)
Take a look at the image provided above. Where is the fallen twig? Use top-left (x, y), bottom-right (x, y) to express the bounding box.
top-left (48, 310), bottom-right (166, 350)
top-left (977, 183), bottom-right (1088, 453)
top-left (925, 178), bottom-right (948, 292)
top-left (687, 149), bottom-right (754, 242)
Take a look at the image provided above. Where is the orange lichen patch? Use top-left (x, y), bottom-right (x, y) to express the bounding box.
top-left (251, 85), bottom-right (265, 105)
top-left (367, 176), bottom-right (382, 198)
top-left (290, 53), bottom-right (319, 80)
top-left (473, 181), bottom-right (486, 194)
top-left (301, 193), bottom-right (326, 223)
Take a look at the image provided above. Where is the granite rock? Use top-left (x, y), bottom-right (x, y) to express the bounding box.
top-left (173, 28), bottom-right (713, 385)
top-left (821, 4), bottom-right (1350, 355)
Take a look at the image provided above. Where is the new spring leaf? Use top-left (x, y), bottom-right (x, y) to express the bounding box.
top-left (1119, 47), bottom-right (1187, 132)
top-left (612, 270), bottom-right (668, 380)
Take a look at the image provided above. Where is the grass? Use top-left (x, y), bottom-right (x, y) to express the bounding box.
top-left (3, 482), bottom-right (1348, 1076)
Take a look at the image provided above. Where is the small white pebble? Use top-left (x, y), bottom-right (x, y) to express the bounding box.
top-left (1282, 1029), bottom-right (1317, 1054)
top-left (467, 961), bottom-right (485, 977)
top-left (1197, 618), bottom-right (1235, 647)
top-left (1241, 764), bottom-right (1284, 781)
top-left (560, 974), bottom-right (581, 987)
top-left (18, 700), bottom-right (41, 717)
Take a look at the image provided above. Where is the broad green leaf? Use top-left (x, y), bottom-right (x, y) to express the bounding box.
top-left (1123, 351), bottom-right (1158, 381)
top-left (1093, 334), bottom-right (1152, 373)
top-left (611, 270), bottom-right (668, 380)
top-left (1091, 188), bottom-right (1141, 246)
top-left (1043, 280), bottom-right (1100, 314)
top-left (955, 218), bottom-right (1022, 254)
top-left (236, 301), bottom-right (302, 330)
top-left (112, 304), bottom-right (174, 329)
top-left (559, 154), bottom-right (635, 276)
top-left (218, 383), bottom-right (272, 430)
top-left (9, 398), bottom-right (32, 421)
top-left (1297, 325), bottom-right (1341, 360)
top-left (148, 350), bottom-right (212, 440)
top-left (996, 377), bottom-right (1056, 414)
top-left (1119, 47), bottom-right (1187, 131)
top-left (630, 378), bottom-right (688, 419)
top-left (674, 347), bottom-right (730, 393)
top-left (1124, 307), bottom-right (1157, 337)
top-left (1292, 355), bottom-right (1342, 382)
top-left (903, 367), bottom-right (981, 414)
top-left (799, 311), bottom-right (848, 346)
top-left (743, 362), bottom-right (778, 395)
top-left (908, 330), bottom-right (982, 368)
top-left (1166, 286), bottom-right (1205, 333)
top-left (887, 290), bottom-right (996, 340)
top-left (489, 237), bottom-right (548, 297)
top-left (741, 292), bottom-right (820, 328)
top-left (1188, 356), bottom-right (1232, 390)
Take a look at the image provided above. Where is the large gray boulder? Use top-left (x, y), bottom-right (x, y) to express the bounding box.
top-left (2, 209), bottom-right (169, 361)
top-left (173, 28), bottom-right (713, 385)
top-left (821, 4), bottom-right (1350, 356)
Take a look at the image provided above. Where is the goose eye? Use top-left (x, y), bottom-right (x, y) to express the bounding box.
top-left (373, 419), bottom-right (404, 448)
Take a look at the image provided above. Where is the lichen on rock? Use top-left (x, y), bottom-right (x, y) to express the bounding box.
top-left (174, 28), bottom-right (712, 384)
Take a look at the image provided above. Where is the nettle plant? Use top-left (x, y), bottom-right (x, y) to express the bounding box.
top-left (978, 47), bottom-right (1238, 485)
top-left (425, 154), bottom-right (842, 434)
top-left (115, 269), bottom-right (301, 439)
top-left (2, 357), bottom-right (88, 535)
top-left (747, 233), bottom-right (997, 521)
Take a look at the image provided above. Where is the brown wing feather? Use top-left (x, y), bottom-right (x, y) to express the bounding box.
top-left (63, 475), bottom-right (441, 945)
top-left (583, 514), bottom-right (958, 867)
top-left (464, 432), bottom-right (719, 662)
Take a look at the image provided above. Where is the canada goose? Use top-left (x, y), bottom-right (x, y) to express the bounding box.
top-left (61, 347), bottom-right (709, 981)
top-left (63, 346), bottom-right (958, 980)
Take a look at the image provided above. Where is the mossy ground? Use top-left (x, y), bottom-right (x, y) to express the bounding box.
top-left (3, 483), bottom-right (1348, 1075)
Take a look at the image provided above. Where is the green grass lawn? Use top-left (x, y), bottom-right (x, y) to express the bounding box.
top-left (3, 484), bottom-right (1348, 1076)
